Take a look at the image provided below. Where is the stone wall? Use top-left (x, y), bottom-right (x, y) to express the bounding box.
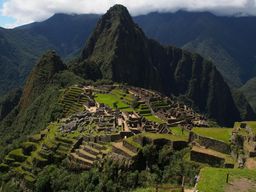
top-left (224, 163), bottom-right (234, 168)
top-left (190, 150), bottom-right (225, 167)
top-left (123, 140), bottom-right (140, 153)
top-left (83, 133), bottom-right (122, 143)
top-left (189, 132), bottom-right (231, 154)
top-left (120, 131), bottom-right (134, 138)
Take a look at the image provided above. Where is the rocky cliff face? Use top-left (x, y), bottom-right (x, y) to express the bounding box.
top-left (74, 4), bottom-right (247, 126)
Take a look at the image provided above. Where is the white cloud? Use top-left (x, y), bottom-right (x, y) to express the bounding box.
top-left (1, 0), bottom-right (256, 27)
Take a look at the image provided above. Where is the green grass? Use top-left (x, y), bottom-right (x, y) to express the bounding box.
top-left (95, 93), bottom-right (132, 111)
top-left (144, 115), bottom-right (165, 124)
top-left (197, 168), bottom-right (256, 192)
top-left (126, 136), bottom-right (143, 150)
top-left (141, 132), bottom-right (187, 142)
top-left (192, 127), bottom-right (232, 144)
top-left (133, 184), bottom-right (182, 192)
top-left (60, 86), bottom-right (86, 115)
top-left (30, 134), bottom-right (42, 141)
top-left (171, 127), bottom-right (190, 138)
top-left (8, 149), bottom-right (27, 162)
top-left (133, 188), bottom-right (155, 192)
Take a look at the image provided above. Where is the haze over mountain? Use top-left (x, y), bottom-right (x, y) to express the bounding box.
top-left (2, 0), bottom-right (256, 27)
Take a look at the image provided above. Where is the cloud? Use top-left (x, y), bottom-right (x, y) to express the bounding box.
top-left (1, 0), bottom-right (256, 27)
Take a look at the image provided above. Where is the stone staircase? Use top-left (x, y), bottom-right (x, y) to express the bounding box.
top-left (68, 141), bottom-right (107, 170)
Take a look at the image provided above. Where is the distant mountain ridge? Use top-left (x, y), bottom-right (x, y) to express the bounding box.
top-left (134, 11), bottom-right (256, 87)
top-left (72, 4), bottom-right (254, 126)
top-left (1, 9), bottom-right (256, 96)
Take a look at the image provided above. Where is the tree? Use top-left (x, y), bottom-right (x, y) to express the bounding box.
top-left (113, 102), bottom-right (118, 109)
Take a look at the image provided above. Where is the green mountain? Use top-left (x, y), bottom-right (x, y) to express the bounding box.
top-left (0, 88), bottom-right (22, 121)
top-left (0, 27), bottom-right (54, 96)
top-left (0, 15), bottom-right (99, 96)
top-left (240, 77), bottom-right (256, 112)
top-left (135, 11), bottom-right (256, 87)
top-left (73, 5), bottom-right (253, 126)
top-left (2, 11), bottom-right (256, 98)
top-left (0, 51), bottom-right (84, 156)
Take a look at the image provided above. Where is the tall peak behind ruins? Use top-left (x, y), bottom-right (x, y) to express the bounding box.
top-left (72, 5), bottom-right (253, 126)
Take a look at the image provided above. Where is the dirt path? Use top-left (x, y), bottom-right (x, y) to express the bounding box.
top-left (245, 158), bottom-right (256, 169)
top-left (225, 178), bottom-right (256, 192)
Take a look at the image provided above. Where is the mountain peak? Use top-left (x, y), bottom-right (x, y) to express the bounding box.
top-left (80, 4), bottom-right (141, 62)
top-left (105, 4), bottom-right (132, 20)
top-left (75, 5), bottom-right (243, 126)
top-left (36, 50), bottom-right (65, 71)
top-left (108, 4), bottom-right (129, 14)
top-left (103, 4), bottom-right (133, 25)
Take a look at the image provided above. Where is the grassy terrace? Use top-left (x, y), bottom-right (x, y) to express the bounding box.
top-left (197, 167), bottom-right (256, 192)
top-left (2, 122), bottom-right (78, 182)
top-left (125, 132), bottom-right (188, 151)
top-left (192, 146), bottom-right (234, 165)
top-left (95, 88), bottom-right (166, 124)
top-left (171, 127), bottom-right (189, 139)
top-left (126, 135), bottom-right (143, 150)
top-left (141, 132), bottom-right (188, 142)
top-left (95, 93), bottom-right (132, 111)
top-left (136, 103), bottom-right (165, 124)
top-left (60, 86), bottom-right (87, 115)
top-left (144, 115), bottom-right (165, 124)
top-left (192, 127), bottom-right (232, 144)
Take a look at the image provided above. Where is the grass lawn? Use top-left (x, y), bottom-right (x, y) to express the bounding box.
top-left (197, 167), bottom-right (256, 192)
top-left (144, 114), bottom-right (165, 124)
top-left (171, 127), bottom-right (190, 138)
top-left (95, 93), bottom-right (132, 111)
top-left (192, 127), bottom-right (232, 144)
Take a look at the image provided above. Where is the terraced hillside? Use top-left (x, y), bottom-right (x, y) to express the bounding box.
top-left (59, 86), bottom-right (88, 116)
top-left (189, 127), bottom-right (235, 168)
top-left (1, 84), bottom-right (255, 191)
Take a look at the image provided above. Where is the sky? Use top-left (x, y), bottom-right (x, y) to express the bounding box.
top-left (0, 0), bottom-right (256, 28)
